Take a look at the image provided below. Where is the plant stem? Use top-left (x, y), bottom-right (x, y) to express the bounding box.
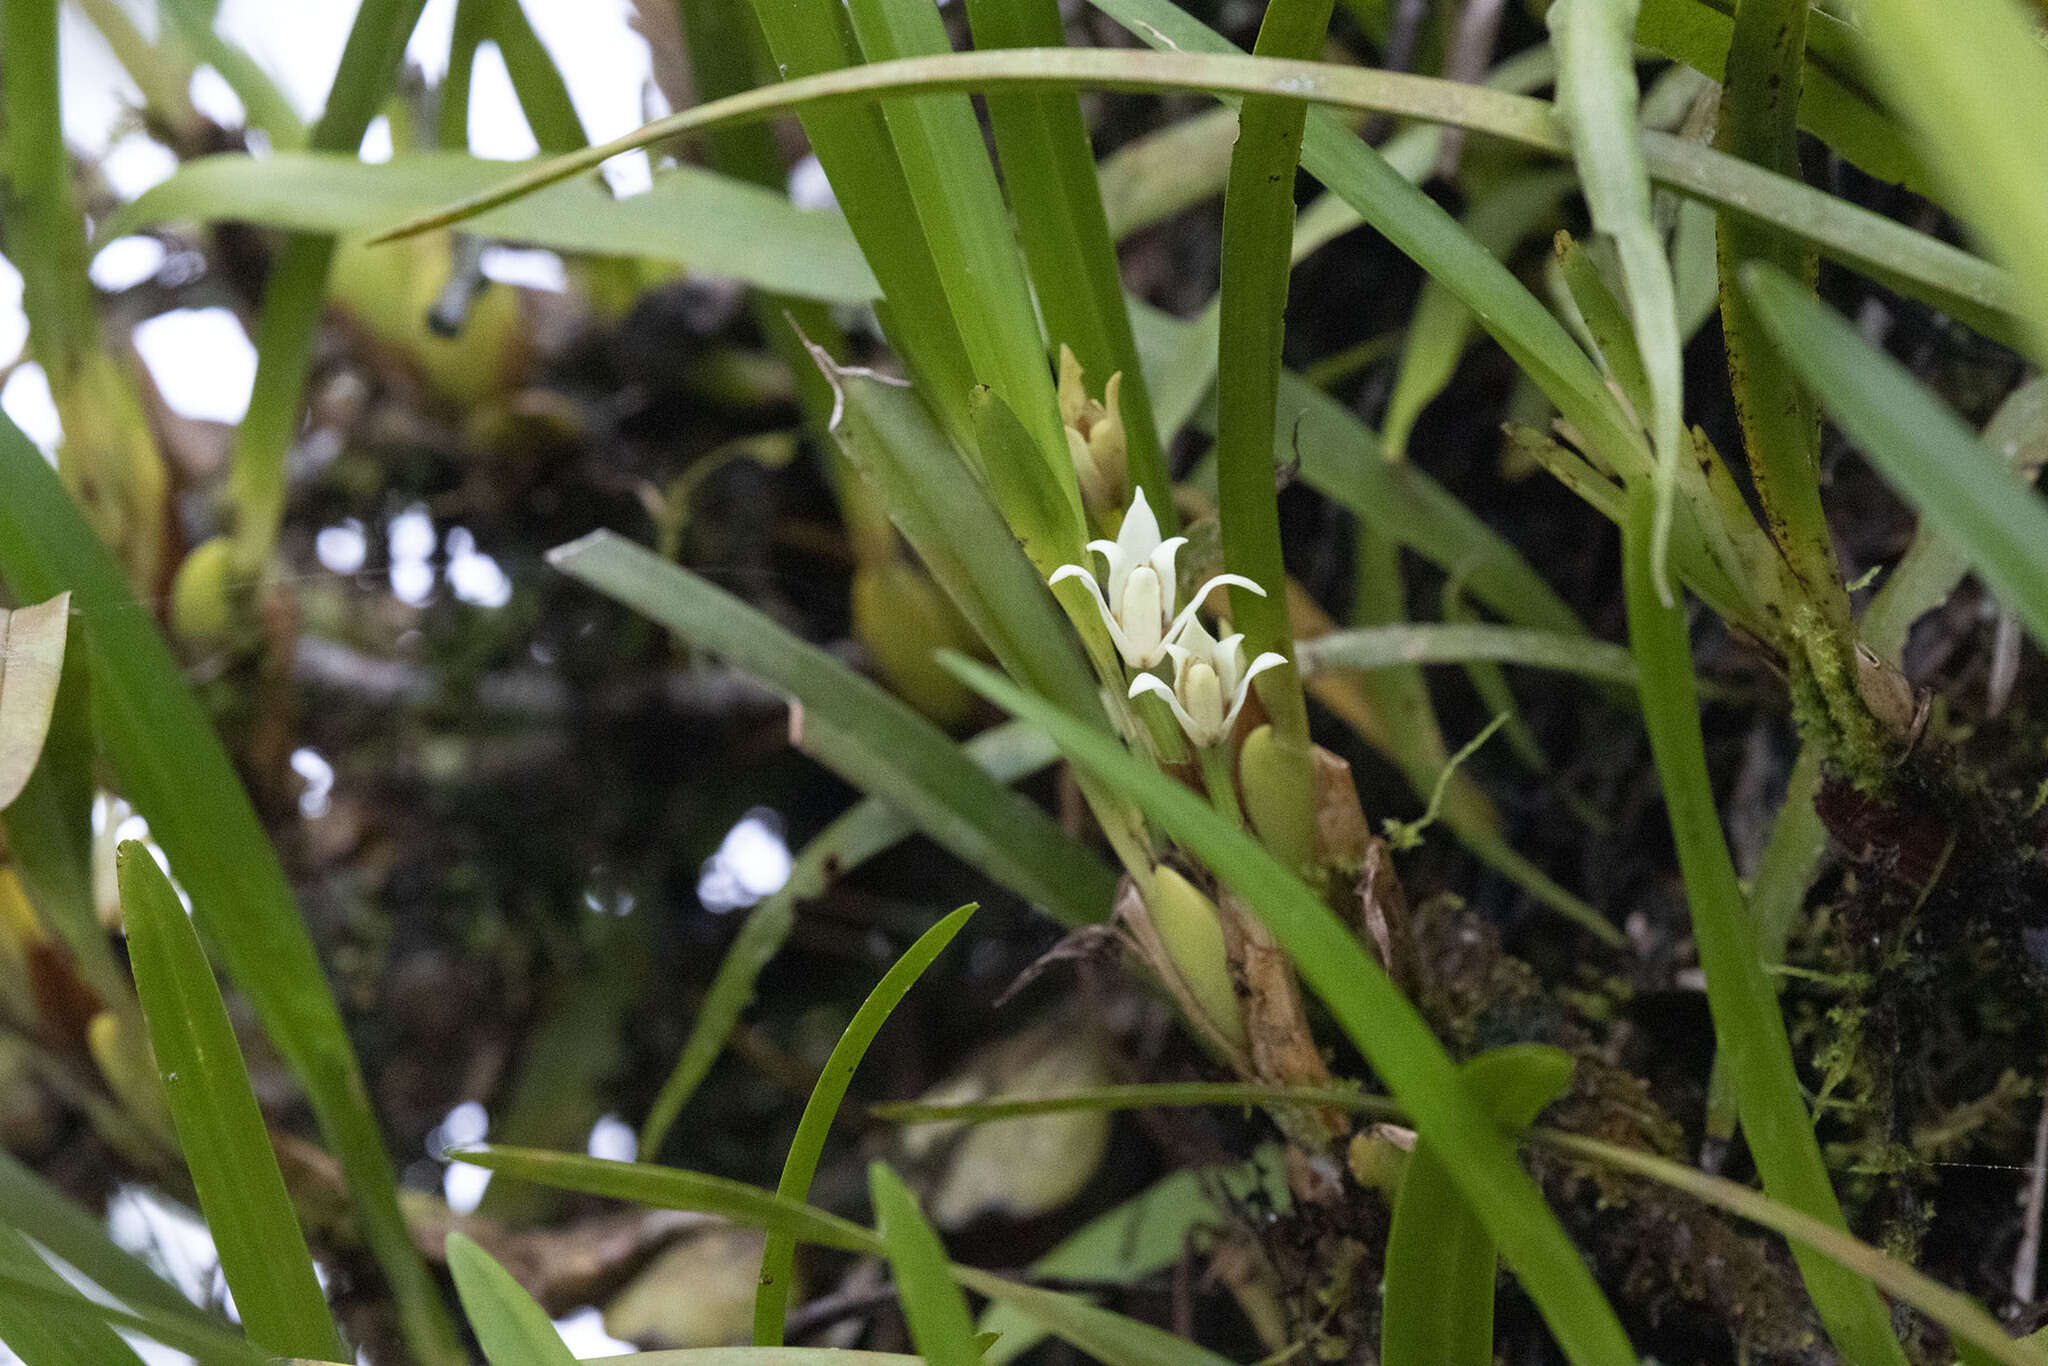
top-left (1198, 744), bottom-right (1245, 826)
top-left (1715, 0), bottom-right (1888, 778)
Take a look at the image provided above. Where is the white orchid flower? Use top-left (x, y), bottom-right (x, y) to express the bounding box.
top-left (1128, 617), bottom-right (1288, 748)
top-left (1049, 489), bottom-right (1263, 669)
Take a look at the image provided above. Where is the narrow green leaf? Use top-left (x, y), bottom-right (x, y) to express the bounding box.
top-left (547, 530), bottom-right (1116, 926)
top-left (1851, 0), bottom-right (2048, 367)
top-left (826, 354), bottom-right (1088, 676)
top-left (0, 1149), bottom-right (225, 1335)
top-left (1381, 1045), bottom-right (1575, 1366)
top-left (1744, 265), bottom-right (2048, 653)
top-left (742, 0), bottom-right (981, 449)
top-left (446, 1232), bottom-right (577, 1366)
top-left (0, 1265), bottom-right (261, 1366)
top-left (0, 594), bottom-right (67, 809)
top-left (876, 1082), bottom-right (1396, 1126)
top-left (0, 414), bottom-right (454, 1366)
top-left (1300, 622), bottom-right (1639, 689)
top-left (757, 906), bottom-right (977, 1344)
top-left (938, 654), bottom-right (1638, 1366)
top-left (1210, 0), bottom-right (1334, 748)
top-left (487, 0), bottom-right (589, 154)
top-left (841, 0), bottom-right (1072, 482)
top-left (1550, 0), bottom-right (1685, 598)
top-left (363, 42), bottom-right (2021, 346)
top-left (0, 1225), bottom-right (149, 1366)
top-left (117, 843), bottom-right (345, 1363)
top-left (870, 1164), bottom-right (980, 1366)
top-left (601, 1354), bottom-right (922, 1366)
top-left (1535, 1129), bottom-right (2047, 1366)
top-left (952, 1266), bottom-right (1239, 1366)
top-left (640, 723), bottom-right (1057, 1160)
top-left (1620, 486), bottom-right (1907, 1366)
top-left (1861, 374), bottom-right (2048, 668)
top-left (452, 1146), bottom-right (882, 1253)
top-left (451, 1146), bottom-right (1240, 1366)
top-left (964, 0), bottom-right (1172, 517)
top-left (102, 154), bottom-right (878, 305)
top-left (1633, 0), bottom-right (1927, 194)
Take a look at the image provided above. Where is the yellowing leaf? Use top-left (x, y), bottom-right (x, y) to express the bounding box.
top-left (0, 593), bottom-right (69, 810)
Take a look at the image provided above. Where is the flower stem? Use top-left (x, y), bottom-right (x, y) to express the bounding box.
top-left (1198, 744), bottom-right (1245, 827)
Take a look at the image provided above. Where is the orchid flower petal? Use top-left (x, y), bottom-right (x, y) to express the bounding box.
top-left (1221, 651), bottom-right (1291, 733)
top-left (1129, 671), bottom-right (1203, 739)
top-left (1165, 573), bottom-right (1268, 646)
top-left (1051, 562), bottom-right (1134, 662)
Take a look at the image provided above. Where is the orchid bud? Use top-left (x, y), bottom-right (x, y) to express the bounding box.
top-left (1141, 867), bottom-right (1247, 1053)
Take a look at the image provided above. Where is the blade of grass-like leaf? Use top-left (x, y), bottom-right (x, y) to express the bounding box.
top-left (0, 1225), bottom-right (148, 1366)
top-left (623, 1355), bottom-right (924, 1366)
top-left (1532, 1130), bottom-right (2048, 1366)
top-left (1861, 374), bottom-right (2048, 668)
top-left (875, 1082), bottom-right (1397, 1125)
top-left (364, 42), bottom-right (2020, 346)
top-left (842, 0), bottom-right (1073, 483)
top-left (219, 0), bottom-right (429, 581)
top-left (1851, 0), bottom-right (2048, 367)
top-left (937, 654), bottom-right (1638, 1366)
top-left (1743, 265), bottom-right (2048, 653)
top-left (0, 414), bottom-right (458, 1366)
top-left (1634, 0), bottom-right (1925, 194)
top-left (102, 154), bottom-right (879, 306)
top-left (756, 906), bottom-right (976, 1344)
top-left (640, 724), bottom-right (1056, 1160)
top-left (741, 0), bottom-right (980, 450)
top-left (0, 1267), bottom-right (264, 1366)
top-left (1383, 171), bottom-right (1576, 460)
top-left (0, 594), bottom-right (67, 809)
top-left (0, 1150), bottom-right (225, 1335)
top-left (487, 0), bottom-right (588, 154)
top-left (117, 843), bottom-right (345, 1363)
top-left (823, 351), bottom-right (1087, 657)
top-left (454, 1147), bottom-right (879, 1251)
top-left (1620, 485), bottom-right (1907, 1366)
top-left (1210, 0), bottom-right (1334, 758)
top-left (446, 1232), bottom-right (577, 1366)
top-left (1300, 621), bottom-right (1638, 686)
top-left (1381, 1045), bottom-right (1575, 1366)
top-left (870, 1163), bottom-right (980, 1366)
top-left (454, 1146), bottom-right (1239, 1366)
top-left (964, 0), bottom-right (1171, 519)
top-left (1550, 0), bottom-right (1685, 601)
top-left (547, 531), bottom-right (1115, 926)
top-left (951, 1266), bottom-right (1238, 1366)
